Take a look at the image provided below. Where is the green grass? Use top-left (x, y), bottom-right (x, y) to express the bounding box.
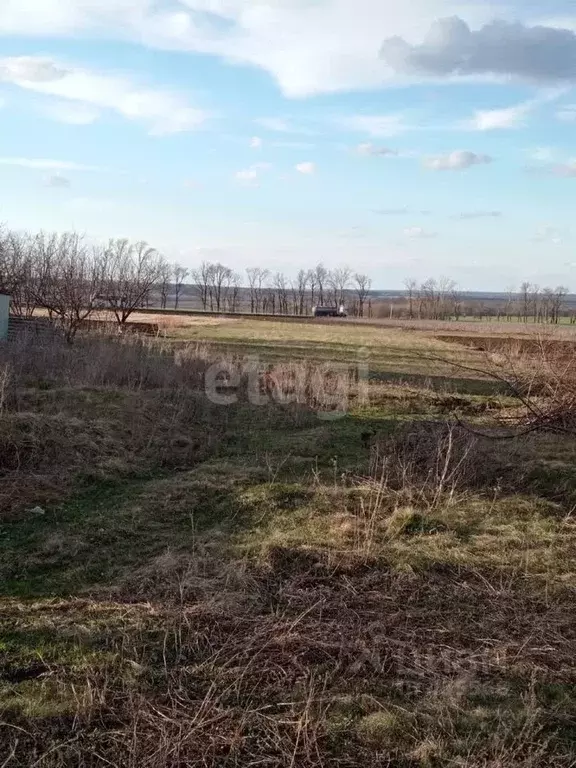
top-left (1, 322), bottom-right (576, 766)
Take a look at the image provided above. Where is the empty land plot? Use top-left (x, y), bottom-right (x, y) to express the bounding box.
top-left (160, 316), bottom-right (500, 391)
top-left (1, 324), bottom-right (575, 767)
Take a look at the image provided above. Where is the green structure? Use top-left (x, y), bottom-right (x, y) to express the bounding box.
top-left (0, 294), bottom-right (10, 340)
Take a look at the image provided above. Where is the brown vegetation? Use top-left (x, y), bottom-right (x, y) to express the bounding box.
top-left (1, 321), bottom-right (576, 766)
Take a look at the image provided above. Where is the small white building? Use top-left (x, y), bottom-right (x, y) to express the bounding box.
top-left (0, 294), bottom-right (10, 340)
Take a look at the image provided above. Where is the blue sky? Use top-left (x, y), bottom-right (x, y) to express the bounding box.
top-left (1, 1), bottom-right (576, 290)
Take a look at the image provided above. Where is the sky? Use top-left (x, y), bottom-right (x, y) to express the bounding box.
top-left (1, 1), bottom-right (576, 290)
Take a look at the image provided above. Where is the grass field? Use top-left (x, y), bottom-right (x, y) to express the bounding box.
top-left (1, 319), bottom-right (575, 766)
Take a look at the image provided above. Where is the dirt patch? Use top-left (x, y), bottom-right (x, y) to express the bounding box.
top-left (436, 334), bottom-right (576, 357)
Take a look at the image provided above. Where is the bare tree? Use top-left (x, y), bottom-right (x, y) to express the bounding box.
top-left (295, 269), bottom-right (309, 315)
top-left (419, 278), bottom-right (437, 319)
top-left (34, 232), bottom-right (106, 342)
top-left (520, 282), bottom-right (531, 323)
top-left (451, 282), bottom-right (463, 320)
top-left (208, 263), bottom-right (232, 312)
top-left (274, 272), bottom-right (289, 315)
top-left (158, 259), bottom-right (172, 310)
top-left (246, 267), bottom-right (270, 313)
top-left (102, 239), bottom-right (163, 325)
top-left (541, 287), bottom-right (554, 324)
top-left (437, 277), bottom-right (458, 320)
top-left (404, 278), bottom-right (417, 320)
top-left (191, 261), bottom-right (212, 310)
top-left (315, 263), bottom-right (328, 306)
top-left (173, 263), bottom-right (190, 310)
top-left (307, 269), bottom-right (317, 308)
top-left (530, 284), bottom-right (540, 323)
top-left (552, 286), bottom-right (569, 324)
top-left (329, 266), bottom-right (352, 307)
top-left (354, 273), bottom-right (372, 317)
top-left (0, 230), bottom-right (38, 317)
top-left (227, 272), bottom-right (241, 313)
top-left (505, 285), bottom-right (516, 323)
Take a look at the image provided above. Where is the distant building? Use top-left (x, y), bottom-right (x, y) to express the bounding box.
top-left (0, 294), bottom-right (10, 340)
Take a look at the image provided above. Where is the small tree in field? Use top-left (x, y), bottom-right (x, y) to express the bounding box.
top-left (274, 272), bottom-right (289, 315)
top-left (404, 278), bottom-right (417, 320)
top-left (246, 267), bottom-right (270, 313)
top-left (158, 259), bottom-right (172, 310)
top-left (315, 263), bottom-right (328, 306)
top-left (191, 261), bottom-right (212, 310)
top-left (173, 263), bottom-right (190, 310)
top-left (103, 239), bottom-right (163, 325)
top-left (354, 273), bottom-right (371, 317)
top-left (329, 266), bottom-right (352, 307)
top-left (207, 263), bottom-right (232, 312)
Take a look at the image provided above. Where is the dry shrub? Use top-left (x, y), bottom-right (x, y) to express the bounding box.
top-left (427, 335), bottom-right (576, 437)
top-left (0, 332), bottom-right (319, 517)
top-left (1, 329), bottom-right (211, 392)
top-left (368, 421), bottom-right (490, 506)
top-left (0, 334), bottom-right (223, 517)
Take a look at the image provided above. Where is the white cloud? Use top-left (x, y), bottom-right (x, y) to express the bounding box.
top-left (557, 104), bottom-right (576, 122)
top-left (424, 150), bottom-right (492, 171)
top-left (272, 140), bottom-right (315, 150)
top-left (0, 157), bottom-right (99, 171)
top-left (236, 169), bottom-right (258, 185)
top-left (356, 143), bottom-right (397, 157)
top-left (130, 1), bottom-right (496, 96)
top-left (533, 225), bottom-right (564, 244)
top-left (553, 162), bottom-right (576, 177)
top-left (381, 17), bottom-right (576, 84)
top-left (295, 162), bottom-right (315, 175)
top-left (404, 226), bottom-right (438, 239)
top-left (255, 117), bottom-right (316, 135)
top-left (44, 173), bottom-right (70, 188)
top-left (42, 101), bottom-right (101, 125)
top-left (530, 146), bottom-right (556, 162)
top-left (0, 55), bottom-right (209, 135)
top-left (0, 56), bottom-right (67, 82)
top-left (375, 207), bottom-right (432, 216)
top-left (235, 162), bottom-right (272, 186)
top-left (464, 90), bottom-right (564, 131)
top-left (338, 114), bottom-right (408, 137)
top-left (250, 136), bottom-right (263, 149)
top-left (0, 2), bottom-right (549, 97)
top-left (256, 118), bottom-right (291, 132)
top-left (454, 211), bottom-right (502, 220)
top-left (467, 102), bottom-right (533, 131)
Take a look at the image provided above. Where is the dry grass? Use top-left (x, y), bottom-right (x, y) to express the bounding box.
top-left (0, 332), bottom-right (319, 518)
top-left (162, 316), bottom-right (456, 350)
top-left (1, 323), bottom-right (576, 766)
top-left (1, 552), bottom-right (575, 767)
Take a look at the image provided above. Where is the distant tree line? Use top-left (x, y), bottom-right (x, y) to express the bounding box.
top-left (188, 262), bottom-right (373, 317)
top-left (396, 278), bottom-right (572, 324)
top-left (0, 228), bottom-right (572, 341)
top-left (0, 229), bottom-right (375, 341)
top-left (0, 228), bottom-right (170, 341)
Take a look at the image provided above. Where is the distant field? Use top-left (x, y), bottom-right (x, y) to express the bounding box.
top-left (134, 306), bottom-right (576, 335)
